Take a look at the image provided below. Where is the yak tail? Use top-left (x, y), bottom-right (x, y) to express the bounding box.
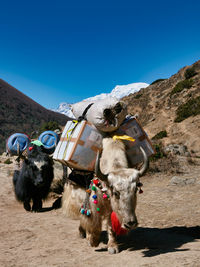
top-left (138, 147), bottom-right (149, 176)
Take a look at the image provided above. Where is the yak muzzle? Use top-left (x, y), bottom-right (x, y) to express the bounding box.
top-left (123, 219), bottom-right (138, 230)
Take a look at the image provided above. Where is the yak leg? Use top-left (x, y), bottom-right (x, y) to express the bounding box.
top-left (32, 197), bottom-right (42, 212)
top-left (107, 216), bottom-right (119, 254)
top-left (23, 198), bottom-right (31, 211)
top-left (80, 216), bottom-right (102, 247)
top-left (86, 227), bottom-right (101, 247)
top-left (79, 224), bottom-right (86, 238)
top-left (88, 217), bottom-right (102, 247)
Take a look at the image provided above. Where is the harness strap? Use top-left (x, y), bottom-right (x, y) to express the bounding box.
top-left (78, 103), bottom-right (94, 122)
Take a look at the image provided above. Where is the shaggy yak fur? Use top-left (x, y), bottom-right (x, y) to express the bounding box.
top-left (79, 137), bottom-right (149, 254)
top-left (13, 144), bottom-right (54, 212)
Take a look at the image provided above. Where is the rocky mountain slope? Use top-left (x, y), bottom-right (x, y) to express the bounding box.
top-left (0, 79), bottom-right (69, 154)
top-left (123, 60), bottom-right (200, 157)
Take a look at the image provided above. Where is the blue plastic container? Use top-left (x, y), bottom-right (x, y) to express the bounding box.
top-left (7, 133), bottom-right (31, 155)
top-left (38, 131), bottom-right (60, 154)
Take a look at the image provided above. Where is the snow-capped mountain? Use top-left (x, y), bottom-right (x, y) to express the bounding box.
top-left (55, 102), bottom-right (75, 118)
top-left (55, 82), bottom-right (149, 117)
top-left (111, 82), bottom-right (149, 99)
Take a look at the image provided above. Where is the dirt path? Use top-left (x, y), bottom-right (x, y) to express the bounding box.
top-left (0, 159), bottom-right (200, 267)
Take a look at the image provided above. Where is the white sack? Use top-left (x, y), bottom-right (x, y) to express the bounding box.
top-left (71, 96), bottom-right (127, 132)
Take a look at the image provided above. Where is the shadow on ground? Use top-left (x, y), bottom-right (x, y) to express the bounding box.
top-left (32, 197), bottom-right (62, 212)
top-left (116, 226), bottom-right (200, 256)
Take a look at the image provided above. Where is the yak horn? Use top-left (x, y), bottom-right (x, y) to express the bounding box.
top-left (114, 117), bottom-right (118, 128)
top-left (138, 146), bottom-right (149, 176)
top-left (95, 151), bottom-right (108, 181)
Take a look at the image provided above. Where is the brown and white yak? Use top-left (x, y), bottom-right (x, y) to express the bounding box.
top-left (63, 137), bottom-right (149, 254)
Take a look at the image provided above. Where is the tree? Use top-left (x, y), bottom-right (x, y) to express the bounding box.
top-left (39, 121), bottom-right (61, 134)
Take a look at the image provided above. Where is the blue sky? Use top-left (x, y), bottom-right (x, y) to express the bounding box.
top-left (0, 0), bottom-right (200, 109)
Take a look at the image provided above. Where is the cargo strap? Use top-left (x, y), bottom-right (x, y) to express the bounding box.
top-left (78, 103), bottom-right (94, 122)
top-left (63, 120), bottom-right (79, 159)
top-left (66, 120), bottom-right (78, 139)
top-left (112, 134), bottom-right (136, 142)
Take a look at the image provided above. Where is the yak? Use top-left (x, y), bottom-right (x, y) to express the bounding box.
top-left (13, 143), bottom-right (54, 212)
top-left (79, 137), bottom-right (149, 254)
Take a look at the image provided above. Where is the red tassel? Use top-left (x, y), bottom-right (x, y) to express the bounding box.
top-left (93, 179), bottom-right (99, 185)
top-left (111, 212), bottom-right (128, 236)
top-left (139, 188), bottom-right (143, 194)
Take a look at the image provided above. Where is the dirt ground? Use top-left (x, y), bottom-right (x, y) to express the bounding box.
top-left (0, 157), bottom-right (200, 267)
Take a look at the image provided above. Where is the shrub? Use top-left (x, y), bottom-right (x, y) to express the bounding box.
top-left (39, 121), bottom-right (61, 134)
top-left (4, 158), bottom-right (12, 164)
top-left (170, 79), bottom-right (194, 96)
top-left (152, 130), bottom-right (167, 140)
top-left (174, 96), bottom-right (200, 122)
top-left (184, 66), bottom-right (197, 79)
top-left (150, 143), bottom-right (166, 161)
top-left (151, 79), bottom-right (166, 85)
top-left (134, 93), bottom-right (143, 99)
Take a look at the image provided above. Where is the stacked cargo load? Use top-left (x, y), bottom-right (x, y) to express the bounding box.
top-left (114, 116), bottom-right (155, 166)
top-left (53, 97), bottom-right (155, 171)
top-left (53, 120), bottom-right (102, 171)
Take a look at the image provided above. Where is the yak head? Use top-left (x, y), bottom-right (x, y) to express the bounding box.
top-left (106, 170), bottom-right (139, 229)
top-left (24, 144), bottom-right (54, 187)
top-left (95, 147), bottom-right (148, 230)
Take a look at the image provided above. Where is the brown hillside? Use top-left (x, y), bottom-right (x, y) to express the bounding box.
top-left (123, 60), bottom-right (200, 157)
top-left (0, 79), bottom-right (69, 154)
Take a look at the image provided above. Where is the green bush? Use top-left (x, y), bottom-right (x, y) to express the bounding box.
top-left (170, 79), bottom-right (194, 96)
top-left (151, 79), bottom-right (166, 85)
top-left (184, 66), bottom-right (197, 79)
top-left (39, 121), bottom-right (61, 134)
top-left (134, 93), bottom-right (143, 99)
top-left (152, 130), bottom-right (167, 140)
top-left (150, 143), bottom-right (166, 161)
top-left (4, 158), bottom-right (12, 164)
top-left (175, 96), bottom-right (200, 122)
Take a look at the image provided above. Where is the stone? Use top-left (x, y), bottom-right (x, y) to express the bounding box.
top-left (164, 144), bottom-right (190, 156)
top-left (170, 176), bottom-right (196, 186)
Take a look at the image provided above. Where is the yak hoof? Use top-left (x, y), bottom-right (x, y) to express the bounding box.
top-left (108, 246), bottom-right (119, 254)
top-left (23, 202), bottom-right (31, 212)
top-left (32, 200), bottom-right (42, 212)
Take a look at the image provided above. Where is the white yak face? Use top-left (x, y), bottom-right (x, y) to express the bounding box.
top-left (34, 160), bottom-right (46, 171)
top-left (108, 171), bottom-right (139, 230)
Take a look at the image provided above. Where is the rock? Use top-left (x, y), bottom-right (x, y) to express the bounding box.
top-left (164, 144), bottom-right (191, 156)
top-left (149, 117), bottom-right (155, 122)
top-left (1, 152), bottom-right (8, 157)
top-left (170, 176), bottom-right (196, 186)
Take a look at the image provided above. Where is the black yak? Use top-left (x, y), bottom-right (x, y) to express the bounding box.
top-left (13, 143), bottom-right (54, 212)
